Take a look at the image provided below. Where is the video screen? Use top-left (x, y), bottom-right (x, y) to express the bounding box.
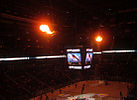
top-left (85, 53), bottom-right (93, 64)
top-left (67, 53), bottom-right (81, 65)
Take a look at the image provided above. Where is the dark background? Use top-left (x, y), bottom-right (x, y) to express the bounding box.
top-left (0, 0), bottom-right (137, 99)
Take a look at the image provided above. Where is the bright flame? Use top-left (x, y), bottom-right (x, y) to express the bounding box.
top-left (96, 36), bottom-right (103, 42)
top-left (40, 24), bottom-right (54, 34)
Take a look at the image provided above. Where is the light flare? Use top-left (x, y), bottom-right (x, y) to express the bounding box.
top-left (96, 36), bottom-right (103, 42)
top-left (40, 24), bottom-right (54, 34)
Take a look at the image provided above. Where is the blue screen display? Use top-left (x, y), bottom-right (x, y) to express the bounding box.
top-left (67, 53), bottom-right (81, 65)
top-left (85, 53), bottom-right (93, 64)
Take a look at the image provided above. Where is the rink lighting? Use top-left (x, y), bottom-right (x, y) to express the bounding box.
top-left (0, 57), bottom-right (28, 61)
top-left (67, 49), bottom-right (80, 52)
top-left (35, 55), bottom-right (66, 59)
top-left (86, 49), bottom-right (93, 52)
top-left (40, 24), bottom-right (54, 34)
top-left (96, 36), bottom-right (103, 42)
top-left (69, 66), bottom-right (82, 69)
top-left (93, 52), bottom-right (102, 54)
top-left (102, 50), bottom-right (136, 53)
top-left (0, 50), bottom-right (136, 62)
top-left (84, 65), bottom-right (91, 69)
top-left (0, 55), bottom-right (66, 62)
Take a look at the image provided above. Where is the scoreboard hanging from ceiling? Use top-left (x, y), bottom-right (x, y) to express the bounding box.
top-left (67, 49), bottom-right (81, 65)
top-left (66, 48), bottom-right (93, 70)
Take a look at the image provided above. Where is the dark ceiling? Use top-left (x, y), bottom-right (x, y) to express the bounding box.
top-left (0, 0), bottom-right (137, 100)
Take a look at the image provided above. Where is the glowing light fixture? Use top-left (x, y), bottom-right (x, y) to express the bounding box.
top-left (102, 50), bottom-right (136, 53)
top-left (0, 55), bottom-right (66, 61)
top-left (95, 35), bottom-right (103, 42)
top-left (40, 24), bottom-right (54, 34)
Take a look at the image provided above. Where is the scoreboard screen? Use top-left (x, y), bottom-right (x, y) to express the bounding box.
top-left (66, 48), bottom-right (93, 69)
top-left (67, 53), bottom-right (81, 65)
top-left (85, 49), bottom-right (93, 65)
top-left (85, 53), bottom-right (93, 64)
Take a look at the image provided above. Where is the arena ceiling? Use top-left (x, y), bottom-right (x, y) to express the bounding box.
top-left (0, 0), bottom-right (137, 100)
